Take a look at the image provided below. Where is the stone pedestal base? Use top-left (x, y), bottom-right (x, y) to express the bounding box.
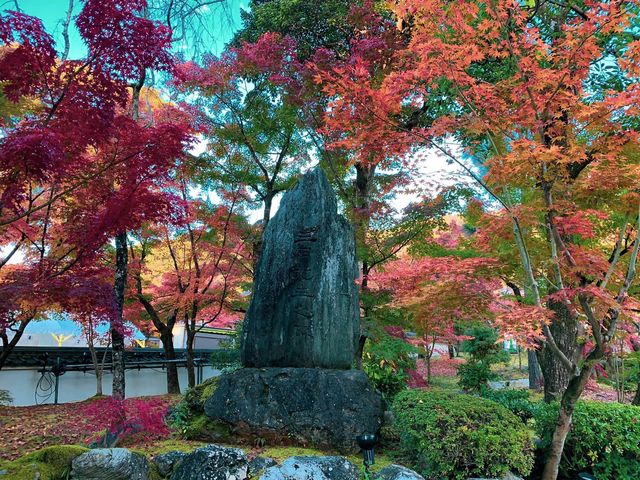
top-left (203, 368), bottom-right (384, 452)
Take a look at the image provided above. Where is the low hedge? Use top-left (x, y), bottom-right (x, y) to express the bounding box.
top-left (392, 390), bottom-right (534, 480)
top-left (535, 400), bottom-right (640, 479)
top-left (480, 388), bottom-right (541, 421)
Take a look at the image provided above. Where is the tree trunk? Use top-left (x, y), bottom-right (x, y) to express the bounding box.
top-left (111, 231), bottom-right (128, 400)
top-left (186, 329), bottom-right (196, 388)
top-left (160, 330), bottom-right (180, 394)
top-left (253, 191), bottom-right (274, 274)
top-left (88, 342), bottom-right (102, 396)
top-left (0, 319), bottom-right (30, 371)
top-left (528, 349), bottom-right (543, 390)
top-left (540, 298), bottom-right (579, 402)
top-left (633, 381), bottom-right (640, 406)
top-left (541, 359), bottom-right (597, 480)
top-left (448, 343), bottom-right (455, 359)
top-left (354, 164), bottom-right (375, 365)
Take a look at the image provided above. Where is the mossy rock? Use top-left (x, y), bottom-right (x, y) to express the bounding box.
top-left (183, 377), bottom-right (219, 414)
top-left (183, 414), bottom-right (231, 441)
top-left (0, 445), bottom-right (88, 480)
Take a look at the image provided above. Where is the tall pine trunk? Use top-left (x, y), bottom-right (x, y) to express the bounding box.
top-left (111, 231), bottom-right (128, 400)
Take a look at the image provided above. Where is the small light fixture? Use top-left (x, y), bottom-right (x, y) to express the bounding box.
top-left (356, 433), bottom-right (377, 471)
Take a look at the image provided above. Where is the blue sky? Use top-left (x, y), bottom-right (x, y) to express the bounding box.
top-left (8, 0), bottom-right (248, 60)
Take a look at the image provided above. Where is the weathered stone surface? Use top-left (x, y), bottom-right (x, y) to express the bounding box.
top-left (153, 451), bottom-right (187, 478)
top-left (169, 444), bottom-right (248, 480)
top-left (204, 367), bottom-right (384, 452)
top-left (241, 167), bottom-right (359, 369)
top-left (71, 448), bottom-right (149, 480)
top-left (259, 456), bottom-right (359, 480)
top-left (375, 464), bottom-right (425, 480)
top-left (249, 457), bottom-right (278, 476)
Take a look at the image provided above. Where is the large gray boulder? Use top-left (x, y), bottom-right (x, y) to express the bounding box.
top-left (71, 448), bottom-right (149, 480)
top-left (170, 444), bottom-right (248, 480)
top-left (205, 368), bottom-right (384, 452)
top-left (259, 456), bottom-right (359, 480)
top-left (241, 167), bottom-right (359, 369)
top-left (375, 465), bottom-right (425, 480)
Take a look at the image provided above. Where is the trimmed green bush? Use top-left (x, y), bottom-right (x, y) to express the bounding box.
top-left (392, 390), bottom-right (534, 480)
top-left (481, 388), bottom-right (541, 421)
top-left (535, 400), bottom-right (640, 479)
top-left (0, 445), bottom-right (88, 480)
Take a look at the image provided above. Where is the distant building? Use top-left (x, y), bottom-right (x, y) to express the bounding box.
top-left (8, 316), bottom-right (235, 349)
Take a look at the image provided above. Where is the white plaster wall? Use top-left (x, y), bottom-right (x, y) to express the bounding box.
top-left (0, 366), bottom-right (221, 406)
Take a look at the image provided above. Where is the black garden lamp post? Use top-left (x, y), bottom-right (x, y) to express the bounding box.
top-left (356, 433), bottom-right (377, 473)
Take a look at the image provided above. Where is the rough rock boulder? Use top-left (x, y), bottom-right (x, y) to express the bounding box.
top-left (258, 456), bottom-right (359, 480)
top-left (71, 448), bottom-right (149, 480)
top-left (169, 444), bottom-right (248, 480)
top-left (204, 368), bottom-right (384, 452)
top-left (241, 167), bottom-right (359, 369)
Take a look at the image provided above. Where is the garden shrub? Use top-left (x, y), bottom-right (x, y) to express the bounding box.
top-left (458, 325), bottom-right (509, 392)
top-left (210, 349), bottom-right (241, 373)
top-left (392, 390), bottom-right (534, 480)
top-left (363, 332), bottom-right (418, 400)
top-left (535, 400), bottom-right (640, 479)
top-left (0, 445), bottom-right (88, 480)
top-left (481, 388), bottom-right (541, 421)
top-left (0, 389), bottom-right (12, 405)
top-left (456, 360), bottom-right (497, 392)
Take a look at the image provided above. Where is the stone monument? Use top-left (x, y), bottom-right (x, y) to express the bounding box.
top-left (241, 167), bottom-right (360, 368)
top-left (205, 167), bottom-right (383, 452)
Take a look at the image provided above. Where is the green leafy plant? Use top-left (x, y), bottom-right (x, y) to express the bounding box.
top-left (535, 400), bottom-right (640, 479)
top-left (362, 332), bottom-right (418, 400)
top-left (392, 390), bottom-right (534, 480)
top-left (457, 325), bottom-right (509, 392)
top-left (480, 388), bottom-right (541, 421)
top-left (0, 389), bottom-right (12, 406)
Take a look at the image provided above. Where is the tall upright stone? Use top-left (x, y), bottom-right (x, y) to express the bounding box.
top-left (241, 167), bottom-right (359, 369)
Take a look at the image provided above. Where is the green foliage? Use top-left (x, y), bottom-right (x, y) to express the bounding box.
top-left (210, 349), bottom-right (241, 373)
top-left (460, 325), bottom-right (509, 362)
top-left (458, 325), bottom-right (509, 392)
top-left (0, 389), bottom-right (12, 406)
top-left (234, 0), bottom-right (353, 60)
top-left (535, 401), bottom-right (640, 479)
top-left (0, 445), bottom-right (88, 480)
top-left (480, 388), bottom-right (541, 421)
top-left (167, 377), bottom-right (229, 441)
top-left (392, 390), bottom-right (534, 480)
top-left (456, 361), bottom-right (497, 392)
top-left (362, 332), bottom-right (418, 400)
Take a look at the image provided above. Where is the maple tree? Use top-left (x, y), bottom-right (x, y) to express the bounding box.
top-left (312, 1), bottom-right (640, 478)
top-left (0, 0), bottom-right (190, 384)
top-left (175, 32), bottom-right (312, 268)
top-left (128, 182), bottom-right (249, 389)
